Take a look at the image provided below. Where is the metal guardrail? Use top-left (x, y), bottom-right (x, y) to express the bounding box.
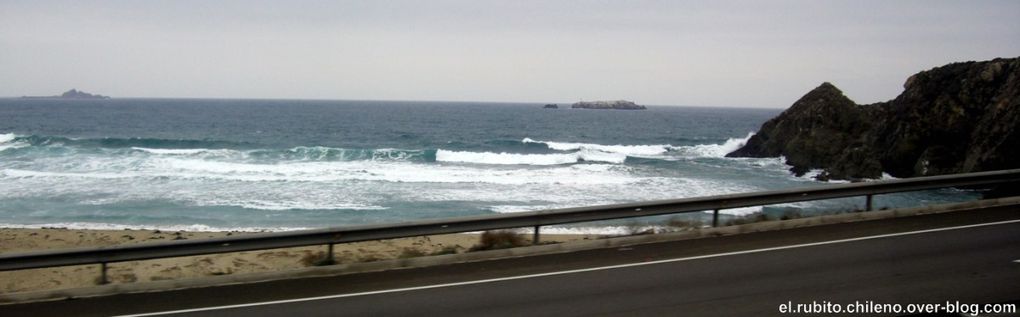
top-left (1, 169), bottom-right (1019, 284)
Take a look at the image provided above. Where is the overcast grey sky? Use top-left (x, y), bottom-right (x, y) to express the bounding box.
top-left (1, 1), bottom-right (1018, 107)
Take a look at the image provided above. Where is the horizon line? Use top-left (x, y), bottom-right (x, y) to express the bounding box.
top-left (0, 95), bottom-right (785, 109)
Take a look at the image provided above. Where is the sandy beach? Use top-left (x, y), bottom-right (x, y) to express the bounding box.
top-left (0, 227), bottom-right (597, 294)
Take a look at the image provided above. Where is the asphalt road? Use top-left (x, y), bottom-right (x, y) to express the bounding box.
top-left (3, 206), bottom-right (1019, 316)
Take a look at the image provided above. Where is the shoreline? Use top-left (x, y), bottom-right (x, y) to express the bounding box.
top-left (0, 227), bottom-right (599, 294)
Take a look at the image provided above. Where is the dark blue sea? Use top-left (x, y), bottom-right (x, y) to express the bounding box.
top-left (0, 99), bottom-right (977, 233)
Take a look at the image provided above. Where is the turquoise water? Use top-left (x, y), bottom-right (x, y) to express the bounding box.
top-left (0, 99), bottom-right (978, 233)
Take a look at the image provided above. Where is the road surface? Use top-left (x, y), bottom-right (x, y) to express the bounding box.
top-left (3, 206), bottom-right (1019, 316)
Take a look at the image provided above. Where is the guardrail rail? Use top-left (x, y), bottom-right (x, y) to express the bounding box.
top-left (2, 169), bottom-right (1018, 284)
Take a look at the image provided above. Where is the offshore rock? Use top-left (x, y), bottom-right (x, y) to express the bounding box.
top-left (727, 57), bottom-right (1020, 181)
top-left (23, 89), bottom-right (111, 99)
top-left (60, 89), bottom-right (110, 99)
top-left (571, 100), bottom-right (646, 110)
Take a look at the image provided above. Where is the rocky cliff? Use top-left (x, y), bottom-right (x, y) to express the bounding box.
top-left (727, 57), bottom-right (1019, 182)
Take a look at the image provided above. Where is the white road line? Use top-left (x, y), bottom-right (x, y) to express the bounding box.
top-left (117, 219), bottom-right (1020, 317)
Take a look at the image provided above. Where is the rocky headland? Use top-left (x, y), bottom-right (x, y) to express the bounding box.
top-left (727, 57), bottom-right (1019, 182)
top-left (571, 100), bottom-right (646, 110)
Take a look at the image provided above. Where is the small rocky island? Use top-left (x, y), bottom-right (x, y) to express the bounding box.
top-left (571, 100), bottom-right (646, 110)
top-left (543, 104), bottom-right (559, 109)
top-left (22, 89), bottom-right (111, 99)
top-left (727, 57), bottom-right (1019, 183)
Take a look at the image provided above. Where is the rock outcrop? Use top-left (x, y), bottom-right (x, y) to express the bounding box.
top-left (60, 89), bottom-right (110, 99)
top-left (543, 104), bottom-right (559, 109)
top-left (23, 89), bottom-right (111, 99)
top-left (727, 57), bottom-right (1019, 182)
top-left (571, 100), bottom-right (646, 110)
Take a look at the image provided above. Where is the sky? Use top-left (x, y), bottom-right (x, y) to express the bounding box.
top-left (1, 1), bottom-right (1018, 108)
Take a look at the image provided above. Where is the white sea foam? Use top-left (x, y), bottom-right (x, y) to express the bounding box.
top-left (522, 138), bottom-right (670, 156)
top-left (795, 168), bottom-right (896, 184)
top-left (523, 132), bottom-right (755, 160)
top-left (435, 149), bottom-right (626, 165)
top-left (2, 169), bottom-right (135, 179)
top-left (0, 132), bottom-right (834, 233)
top-left (0, 133), bottom-right (27, 152)
top-left (2, 156), bottom-right (641, 186)
top-left (488, 205), bottom-right (554, 213)
top-left (667, 132), bottom-right (755, 158)
top-left (207, 199), bottom-right (388, 211)
top-left (487, 203), bottom-right (620, 214)
top-left (0, 133), bottom-right (16, 144)
top-left (132, 147), bottom-right (222, 155)
top-left (708, 206), bottom-right (764, 216)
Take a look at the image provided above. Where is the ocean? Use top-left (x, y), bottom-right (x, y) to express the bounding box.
top-left (0, 99), bottom-right (978, 234)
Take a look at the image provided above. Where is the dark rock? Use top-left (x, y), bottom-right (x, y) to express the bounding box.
top-left (23, 89), bottom-right (111, 99)
top-left (727, 57), bottom-right (1020, 181)
top-left (726, 82), bottom-right (882, 179)
top-left (543, 104), bottom-right (559, 109)
top-left (571, 100), bottom-right (646, 110)
top-left (60, 89), bottom-right (110, 99)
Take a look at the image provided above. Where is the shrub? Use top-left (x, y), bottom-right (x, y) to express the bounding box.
top-left (358, 254), bottom-right (383, 263)
top-left (469, 230), bottom-right (528, 252)
top-left (398, 247), bottom-right (427, 259)
top-left (779, 210), bottom-right (803, 220)
top-left (299, 251), bottom-right (337, 266)
top-left (430, 245), bottom-right (461, 256)
top-left (724, 213), bottom-right (770, 226)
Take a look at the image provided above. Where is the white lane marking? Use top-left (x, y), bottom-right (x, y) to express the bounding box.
top-left (118, 219), bottom-right (1020, 317)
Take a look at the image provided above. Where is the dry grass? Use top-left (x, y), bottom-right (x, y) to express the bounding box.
top-left (398, 247), bottom-right (427, 259)
top-left (724, 213), bottom-right (770, 226)
top-left (665, 217), bottom-right (703, 230)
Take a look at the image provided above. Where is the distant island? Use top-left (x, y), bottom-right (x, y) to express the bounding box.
top-left (571, 100), bottom-right (646, 110)
top-left (543, 104), bottom-right (559, 109)
top-left (22, 89), bottom-right (111, 99)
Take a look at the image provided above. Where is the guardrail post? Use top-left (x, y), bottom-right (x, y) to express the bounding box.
top-left (866, 194), bottom-right (874, 211)
top-left (326, 243), bottom-right (335, 263)
top-left (712, 209), bottom-right (720, 227)
top-left (99, 262), bottom-right (109, 285)
top-left (533, 226), bottom-right (540, 245)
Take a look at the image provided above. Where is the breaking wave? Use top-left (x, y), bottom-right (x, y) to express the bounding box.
top-left (522, 138), bottom-right (671, 157)
top-left (435, 149), bottom-right (626, 165)
top-left (521, 132), bottom-right (755, 160)
top-left (0, 133), bottom-right (28, 152)
top-left (667, 132), bottom-right (755, 158)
